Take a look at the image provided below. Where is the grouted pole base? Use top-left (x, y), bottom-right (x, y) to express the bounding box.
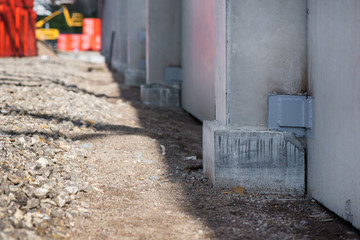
top-left (110, 62), bottom-right (127, 73)
top-left (125, 69), bottom-right (146, 86)
top-left (140, 83), bottom-right (180, 107)
top-left (203, 121), bottom-right (305, 195)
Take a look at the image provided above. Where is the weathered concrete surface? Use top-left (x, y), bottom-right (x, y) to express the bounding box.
top-left (181, 0), bottom-right (215, 121)
top-left (141, 84), bottom-right (180, 107)
top-left (216, 0), bottom-right (307, 127)
top-left (141, 0), bottom-right (182, 106)
top-left (307, 0), bottom-right (360, 230)
top-left (203, 121), bottom-right (305, 195)
top-left (125, 0), bottom-right (146, 85)
top-left (203, 0), bottom-right (307, 195)
top-left (112, 0), bottom-right (128, 72)
top-left (146, 0), bottom-right (181, 84)
top-left (100, 0), bottom-right (118, 61)
top-left (125, 69), bottom-right (146, 86)
top-left (100, 0), bottom-right (127, 72)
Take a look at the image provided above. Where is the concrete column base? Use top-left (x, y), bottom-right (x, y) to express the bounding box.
top-left (203, 121), bottom-right (305, 195)
top-left (140, 83), bottom-right (180, 107)
top-left (111, 61), bottom-right (127, 73)
top-left (125, 69), bottom-right (146, 86)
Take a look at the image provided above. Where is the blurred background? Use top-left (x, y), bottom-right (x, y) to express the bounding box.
top-left (0, 0), bottom-right (101, 56)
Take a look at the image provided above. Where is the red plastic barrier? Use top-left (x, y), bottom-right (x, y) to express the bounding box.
top-left (0, 3), bottom-right (36, 57)
top-left (26, 9), bottom-right (36, 56)
top-left (14, 0), bottom-right (34, 9)
top-left (3, 4), bottom-right (16, 57)
top-left (15, 7), bottom-right (23, 56)
top-left (7, 0), bottom-right (14, 8)
top-left (7, 0), bottom-right (33, 9)
top-left (0, 5), bottom-right (6, 56)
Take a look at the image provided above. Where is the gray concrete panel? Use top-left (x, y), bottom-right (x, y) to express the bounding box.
top-left (127, 0), bottom-right (146, 69)
top-left (100, 0), bottom-right (115, 59)
top-left (114, 0), bottom-right (128, 72)
top-left (181, 0), bottom-right (215, 121)
top-left (307, 0), bottom-right (360, 229)
top-left (125, 69), bottom-right (146, 86)
top-left (214, 0), bottom-right (227, 125)
top-left (146, 0), bottom-right (181, 84)
top-left (100, 0), bottom-right (127, 73)
top-left (203, 121), bottom-right (305, 194)
top-left (227, 0), bottom-right (307, 127)
top-left (141, 84), bottom-right (180, 107)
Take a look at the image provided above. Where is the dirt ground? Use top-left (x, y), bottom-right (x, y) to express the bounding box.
top-left (62, 56), bottom-right (359, 240)
top-left (1, 54), bottom-right (359, 239)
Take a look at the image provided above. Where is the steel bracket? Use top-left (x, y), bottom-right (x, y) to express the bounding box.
top-left (164, 67), bottom-right (182, 85)
top-left (268, 94), bottom-right (314, 138)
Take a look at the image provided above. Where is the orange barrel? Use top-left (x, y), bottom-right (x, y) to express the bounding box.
top-left (83, 18), bottom-right (101, 36)
top-left (90, 34), bottom-right (101, 51)
top-left (82, 18), bottom-right (95, 36)
top-left (69, 34), bottom-right (81, 51)
top-left (80, 34), bottom-right (91, 51)
top-left (57, 34), bottom-right (68, 51)
top-left (94, 18), bottom-right (101, 35)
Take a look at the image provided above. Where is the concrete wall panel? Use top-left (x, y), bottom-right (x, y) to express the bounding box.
top-left (146, 0), bottom-right (181, 84)
top-left (181, 0), bottom-right (215, 121)
top-left (308, 0), bottom-right (360, 229)
top-left (127, 0), bottom-right (146, 69)
top-left (101, 0), bottom-right (127, 72)
top-left (214, 0), bottom-right (227, 125)
top-left (227, 0), bottom-right (307, 127)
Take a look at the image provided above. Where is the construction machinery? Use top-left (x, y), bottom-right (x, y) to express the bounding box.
top-left (35, 6), bottom-right (83, 41)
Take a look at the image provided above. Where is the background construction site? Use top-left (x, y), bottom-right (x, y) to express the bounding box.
top-left (0, 0), bottom-right (359, 239)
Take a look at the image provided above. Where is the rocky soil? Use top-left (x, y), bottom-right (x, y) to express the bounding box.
top-left (0, 56), bottom-right (358, 239)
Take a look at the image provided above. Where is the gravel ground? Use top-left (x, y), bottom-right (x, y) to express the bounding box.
top-left (0, 56), bottom-right (359, 239)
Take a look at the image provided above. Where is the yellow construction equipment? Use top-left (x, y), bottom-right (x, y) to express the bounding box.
top-left (36, 28), bottom-right (60, 41)
top-left (36, 6), bottom-right (83, 41)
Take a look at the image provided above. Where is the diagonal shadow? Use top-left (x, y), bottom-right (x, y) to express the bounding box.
top-left (0, 129), bottom-right (66, 140)
top-left (0, 72), bottom-right (120, 100)
top-left (0, 107), bottom-right (150, 141)
top-left (43, 78), bottom-right (121, 100)
top-left (104, 69), bottom-right (360, 239)
top-left (1, 64), bottom-right (358, 239)
top-left (0, 82), bottom-right (42, 88)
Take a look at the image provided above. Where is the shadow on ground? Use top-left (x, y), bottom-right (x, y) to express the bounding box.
top-left (68, 69), bottom-right (360, 239)
top-left (2, 64), bottom-right (359, 239)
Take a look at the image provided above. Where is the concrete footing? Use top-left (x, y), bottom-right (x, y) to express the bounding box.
top-left (203, 121), bottom-right (305, 195)
top-left (111, 61), bottom-right (127, 73)
top-left (140, 83), bottom-right (180, 107)
top-left (125, 69), bottom-right (146, 86)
